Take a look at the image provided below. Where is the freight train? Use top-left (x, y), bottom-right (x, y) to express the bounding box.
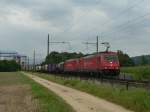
top-left (36, 51), bottom-right (120, 77)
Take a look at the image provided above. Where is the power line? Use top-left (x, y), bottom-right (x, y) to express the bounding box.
top-left (84, 0), bottom-right (146, 41)
top-left (47, 34), bottom-right (71, 54)
top-left (83, 36), bottom-right (99, 54)
top-left (101, 0), bottom-right (145, 28)
top-left (103, 11), bottom-right (150, 37)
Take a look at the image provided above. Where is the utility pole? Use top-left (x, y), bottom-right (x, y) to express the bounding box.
top-left (25, 56), bottom-right (27, 71)
top-left (96, 36), bottom-right (99, 54)
top-left (47, 34), bottom-right (50, 56)
top-left (46, 34), bottom-right (70, 63)
top-left (83, 36), bottom-right (99, 54)
top-left (47, 34), bottom-right (70, 56)
top-left (33, 49), bottom-right (35, 71)
top-left (28, 56), bottom-right (29, 71)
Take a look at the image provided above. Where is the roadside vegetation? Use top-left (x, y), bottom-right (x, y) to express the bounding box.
top-left (26, 75), bottom-right (75, 112)
top-left (0, 72), bottom-right (74, 112)
top-left (0, 60), bottom-right (21, 72)
top-left (33, 72), bottom-right (150, 112)
top-left (121, 66), bottom-right (150, 80)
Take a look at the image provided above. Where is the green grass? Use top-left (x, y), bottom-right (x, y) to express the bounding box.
top-left (25, 76), bottom-right (75, 112)
top-left (0, 72), bottom-right (75, 112)
top-left (0, 72), bottom-right (30, 85)
top-left (121, 66), bottom-right (150, 80)
top-left (33, 72), bottom-right (150, 112)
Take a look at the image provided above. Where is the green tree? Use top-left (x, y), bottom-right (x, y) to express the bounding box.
top-left (44, 51), bottom-right (84, 64)
top-left (117, 50), bottom-right (134, 67)
top-left (0, 60), bottom-right (21, 72)
top-left (141, 55), bottom-right (147, 65)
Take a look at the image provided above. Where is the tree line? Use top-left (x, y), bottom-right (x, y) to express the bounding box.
top-left (117, 50), bottom-right (134, 66)
top-left (2, 50), bottom-right (147, 71)
top-left (0, 60), bottom-right (21, 72)
top-left (44, 50), bottom-right (136, 67)
top-left (44, 51), bottom-right (84, 64)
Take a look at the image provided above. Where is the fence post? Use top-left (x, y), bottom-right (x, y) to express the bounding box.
top-left (101, 77), bottom-right (103, 84)
top-left (124, 74), bottom-right (125, 80)
top-left (126, 81), bottom-right (129, 90)
top-left (111, 80), bottom-right (114, 87)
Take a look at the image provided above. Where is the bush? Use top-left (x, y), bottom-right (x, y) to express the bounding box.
top-left (121, 66), bottom-right (150, 80)
top-left (0, 60), bottom-right (21, 72)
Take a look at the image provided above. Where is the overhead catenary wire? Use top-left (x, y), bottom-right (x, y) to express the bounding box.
top-left (47, 34), bottom-right (71, 53)
top-left (103, 11), bottom-right (150, 37)
top-left (101, 0), bottom-right (146, 27)
top-left (83, 36), bottom-right (99, 54)
top-left (82, 0), bottom-right (147, 43)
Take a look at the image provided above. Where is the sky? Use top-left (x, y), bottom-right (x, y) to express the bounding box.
top-left (0, 0), bottom-right (150, 61)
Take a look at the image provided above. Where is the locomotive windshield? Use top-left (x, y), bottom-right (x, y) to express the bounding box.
top-left (104, 55), bottom-right (118, 61)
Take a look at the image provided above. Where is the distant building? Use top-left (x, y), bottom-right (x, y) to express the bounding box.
top-left (0, 51), bottom-right (27, 69)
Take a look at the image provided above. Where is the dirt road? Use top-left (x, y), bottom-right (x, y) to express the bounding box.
top-left (24, 72), bottom-right (133, 112)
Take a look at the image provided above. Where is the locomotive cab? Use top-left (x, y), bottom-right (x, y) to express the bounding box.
top-left (100, 52), bottom-right (120, 75)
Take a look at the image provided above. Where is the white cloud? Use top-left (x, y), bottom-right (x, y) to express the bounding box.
top-left (0, 0), bottom-right (150, 59)
top-left (5, 8), bottom-right (45, 28)
top-left (71, 7), bottom-right (109, 32)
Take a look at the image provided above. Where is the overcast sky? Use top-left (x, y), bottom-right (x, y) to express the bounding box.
top-left (0, 0), bottom-right (150, 60)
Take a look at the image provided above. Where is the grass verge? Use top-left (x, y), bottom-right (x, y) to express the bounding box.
top-left (33, 72), bottom-right (150, 112)
top-left (121, 66), bottom-right (150, 80)
top-left (0, 72), bottom-right (75, 112)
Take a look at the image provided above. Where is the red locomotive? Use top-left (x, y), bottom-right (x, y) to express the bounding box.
top-left (35, 41), bottom-right (120, 76)
top-left (63, 51), bottom-right (120, 76)
top-left (64, 59), bottom-right (78, 72)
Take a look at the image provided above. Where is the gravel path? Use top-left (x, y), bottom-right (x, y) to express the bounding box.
top-left (24, 72), bottom-right (133, 112)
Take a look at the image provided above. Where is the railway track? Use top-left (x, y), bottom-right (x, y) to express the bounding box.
top-left (45, 72), bottom-right (150, 90)
top-left (96, 77), bottom-right (150, 90)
